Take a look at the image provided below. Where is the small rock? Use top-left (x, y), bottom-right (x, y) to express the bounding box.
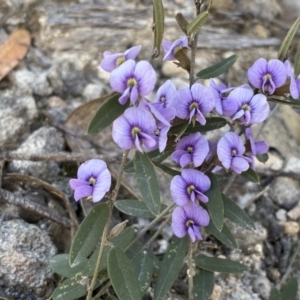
top-left (275, 209), bottom-right (287, 222)
top-left (287, 203), bottom-right (300, 220)
top-left (82, 83), bottom-right (104, 100)
top-left (8, 126), bottom-right (65, 182)
top-left (0, 219), bottom-right (57, 298)
top-left (254, 152), bottom-right (283, 171)
top-left (211, 284), bottom-right (222, 300)
top-left (282, 221), bottom-right (300, 235)
top-left (252, 276), bottom-right (271, 300)
top-left (161, 61), bottom-right (189, 78)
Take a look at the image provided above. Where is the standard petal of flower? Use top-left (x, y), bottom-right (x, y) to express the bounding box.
top-left (123, 108), bottom-right (156, 133)
top-left (125, 45), bottom-right (141, 59)
top-left (155, 80), bottom-right (177, 105)
top-left (217, 137), bottom-right (233, 169)
top-left (175, 87), bottom-right (192, 119)
top-left (170, 176), bottom-right (190, 206)
top-left (249, 94), bottom-right (269, 124)
top-left (191, 84), bottom-right (215, 114)
top-left (92, 169), bottom-right (111, 202)
top-left (100, 53), bottom-right (121, 72)
top-left (112, 115), bottom-right (134, 150)
top-left (69, 179), bottom-right (89, 190)
top-left (171, 207), bottom-right (187, 238)
top-left (231, 157), bottom-right (250, 174)
top-left (247, 58), bottom-right (268, 88)
top-left (110, 59), bottom-right (135, 93)
top-left (134, 61), bottom-right (156, 96)
top-left (179, 153), bottom-right (193, 167)
top-left (255, 141), bottom-right (268, 155)
top-left (268, 59), bottom-right (287, 88)
top-left (222, 99), bottom-right (239, 116)
top-left (193, 136), bottom-right (209, 167)
top-left (77, 159), bottom-right (108, 181)
top-left (74, 185), bottom-right (93, 201)
top-left (184, 203), bottom-right (210, 227)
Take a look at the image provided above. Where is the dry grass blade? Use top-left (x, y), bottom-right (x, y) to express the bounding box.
top-left (0, 29), bottom-right (31, 81)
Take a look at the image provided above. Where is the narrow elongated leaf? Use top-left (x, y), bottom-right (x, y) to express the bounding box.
top-left (223, 194), bottom-right (255, 231)
top-left (240, 168), bottom-right (259, 183)
top-left (152, 0), bottom-right (164, 58)
top-left (131, 250), bottom-right (154, 293)
top-left (109, 227), bottom-right (135, 249)
top-left (153, 236), bottom-right (189, 300)
top-left (278, 16), bottom-right (300, 61)
top-left (134, 152), bottom-right (161, 215)
top-left (268, 97), bottom-right (300, 106)
top-left (108, 247), bottom-right (142, 300)
top-left (175, 13), bottom-right (188, 34)
top-left (294, 40), bottom-right (300, 77)
top-left (196, 55), bottom-right (237, 79)
top-left (194, 269), bottom-right (214, 300)
top-left (115, 200), bottom-right (156, 218)
top-left (256, 153), bottom-right (269, 163)
top-left (69, 203), bottom-right (109, 266)
top-left (169, 117), bottom-right (227, 135)
top-left (205, 172), bottom-right (224, 231)
top-left (52, 278), bottom-right (86, 300)
top-left (125, 146), bottom-right (174, 173)
top-left (49, 254), bottom-right (86, 278)
top-left (206, 222), bottom-right (237, 249)
top-left (126, 241), bottom-right (144, 260)
top-left (153, 161), bottom-right (181, 177)
top-left (187, 11), bottom-right (209, 37)
top-left (195, 254), bottom-right (248, 274)
top-left (280, 277), bottom-right (298, 300)
top-left (87, 93), bottom-right (128, 134)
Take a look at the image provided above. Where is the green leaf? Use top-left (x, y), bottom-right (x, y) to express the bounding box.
top-left (280, 277), bottom-right (298, 300)
top-left (87, 93), bottom-right (129, 134)
top-left (126, 241), bottom-right (144, 260)
top-left (108, 247), bottom-right (142, 300)
top-left (152, 0), bottom-right (164, 58)
top-left (269, 289), bottom-right (282, 300)
top-left (206, 222), bottom-right (237, 249)
top-left (131, 250), bottom-right (154, 293)
top-left (153, 236), bottom-right (189, 300)
top-left (134, 151), bottom-right (161, 215)
top-left (169, 117), bottom-right (227, 135)
top-left (52, 278), bottom-right (86, 300)
top-left (205, 172), bottom-right (224, 231)
top-left (109, 227), bottom-right (135, 249)
top-left (175, 13), bottom-right (188, 34)
top-left (125, 146), bottom-right (174, 173)
top-left (194, 269), bottom-right (214, 300)
top-left (268, 97), bottom-right (300, 107)
top-left (278, 16), bottom-right (300, 61)
top-left (153, 161), bottom-right (181, 177)
top-left (294, 40), bottom-right (300, 77)
top-left (49, 254), bottom-right (86, 278)
top-left (187, 11), bottom-right (209, 37)
top-left (240, 168), bottom-right (259, 183)
top-left (196, 55), bottom-right (237, 79)
top-left (195, 254), bottom-right (248, 274)
top-left (223, 194), bottom-right (255, 231)
top-left (69, 203), bottom-right (109, 267)
top-left (256, 153), bottom-right (269, 163)
top-left (115, 200), bottom-right (156, 218)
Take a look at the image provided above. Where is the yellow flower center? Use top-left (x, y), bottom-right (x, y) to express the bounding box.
top-left (116, 56), bottom-right (125, 66)
top-left (187, 146), bottom-right (193, 153)
top-left (187, 185), bottom-right (195, 194)
top-left (186, 219), bottom-right (194, 227)
top-left (242, 104), bottom-right (250, 111)
top-left (189, 102), bottom-right (198, 111)
top-left (127, 78), bottom-right (137, 87)
top-left (131, 126), bottom-right (141, 138)
top-left (160, 96), bottom-right (166, 103)
top-left (89, 177), bottom-right (96, 186)
top-left (232, 149), bottom-right (237, 156)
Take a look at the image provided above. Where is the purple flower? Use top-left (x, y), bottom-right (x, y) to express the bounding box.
top-left (162, 36), bottom-right (189, 61)
top-left (217, 132), bottom-right (252, 174)
top-left (247, 58), bottom-right (287, 95)
top-left (284, 60), bottom-right (299, 99)
top-left (171, 204), bottom-right (210, 242)
top-left (69, 159), bottom-right (111, 202)
top-left (152, 125), bottom-right (170, 152)
top-left (110, 59), bottom-right (156, 105)
top-left (210, 79), bottom-right (233, 115)
top-left (223, 86), bottom-right (269, 125)
top-left (175, 83), bottom-right (215, 125)
top-left (112, 107), bottom-right (157, 152)
top-left (100, 45), bottom-right (141, 72)
top-left (171, 132), bottom-right (209, 168)
top-left (170, 169), bottom-right (211, 206)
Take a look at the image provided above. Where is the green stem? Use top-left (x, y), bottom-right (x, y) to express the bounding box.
top-left (86, 150), bottom-right (129, 300)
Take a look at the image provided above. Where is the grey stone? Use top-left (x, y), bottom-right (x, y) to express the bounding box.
top-left (252, 276), bottom-right (271, 300)
top-left (8, 126), bottom-right (65, 182)
top-left (0, 219), bottom-right (57, 299)
top-left (0, 88), bottom-right (37, 151)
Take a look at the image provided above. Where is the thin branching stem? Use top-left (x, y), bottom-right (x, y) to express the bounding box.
top-left (188, 240), bottom-right (195, 300)
top-left (86, 150), bottom-right (129, 300)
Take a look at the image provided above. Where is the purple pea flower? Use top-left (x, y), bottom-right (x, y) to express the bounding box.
top-left (162, 36), bottom-right (189, 61)
top-left (69, 159), bottom-right (111, 202)
top-left (100, 45), bottom-right (141, 72)
top-left (223, 86), bottom-right (269, 125)
top-left (110, 59), bottom-right (156, 105)
top-left (245, 128), bottom-right (268, 168)
top-left (247, 58), bottom-right (287, 95)
top-left (171, 204), bottom-right (210, 242)
top-left (171, 132), bottom-right (209, 168)
top-left (175, 83), bottom-right (215, 125)
top-left (210, 79), bottom-right (233, 115)
top-left (217, 132), bottom-right (252, 174)
top-left (284, 60), bottom-right (299, 99)
top-left (112, 107), bottom-right (157, 152)
top-left (152, 125), bottom-right (170, 152)
top-left (170, 169), bottom-right (211, 206)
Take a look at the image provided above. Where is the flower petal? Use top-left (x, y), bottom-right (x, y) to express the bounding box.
top-left (92, 169), bottom-right (111, 202)
top-left (69, 179), bottom-right (89, 190)
top-left (134, 60), bottom-right (156, 96)
top-left (74, 185), bottom-right (93, 201)
top-left (170, 175), bottom-right (190, 206)
top-left (77, 159), bottom-right (108, 181)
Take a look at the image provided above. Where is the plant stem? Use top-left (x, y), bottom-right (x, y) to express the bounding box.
top-left (188, 241), bottom-right (195, 300)
top-left (86, 150), bottom-right (129, 300)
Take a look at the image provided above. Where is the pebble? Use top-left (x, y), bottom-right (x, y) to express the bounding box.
top-left (287, 203), bottom-right (300, 220)
top-left (275, 209), bottom-right (287, 222)
top-left (282, 221), bottom-right (300, 235)
top-left (252, 276), bottom-right (271, 300)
